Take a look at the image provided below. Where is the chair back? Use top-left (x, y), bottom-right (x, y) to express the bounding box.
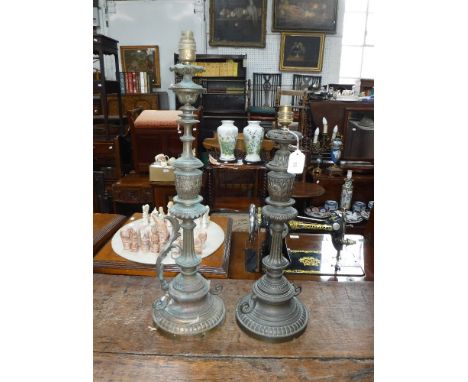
top-left (292, 74), bottom-right (321, 105)
top-left (252, 73), bottom-right (282, 108)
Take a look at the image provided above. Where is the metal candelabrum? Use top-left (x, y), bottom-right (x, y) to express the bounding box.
top-left (152, 31), bottom-right (225, 336)
top-left (235, 105), bottom-right (309, 342)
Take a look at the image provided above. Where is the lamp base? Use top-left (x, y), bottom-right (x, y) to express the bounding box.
top-left (152, 274), bottom-right (225, 336)
top-left (235, 275), bottom-right (308, 342)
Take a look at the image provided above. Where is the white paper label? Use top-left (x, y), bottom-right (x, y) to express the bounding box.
top-left (287, 150), bottom-right (305, 174)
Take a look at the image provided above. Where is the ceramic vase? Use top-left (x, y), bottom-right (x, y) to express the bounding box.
top-left (217, 120), bottom-right (238, 162)
top-left (243, 121), bottom-right (264, 163)
top-left (330, 137), bottom-right (343, 166)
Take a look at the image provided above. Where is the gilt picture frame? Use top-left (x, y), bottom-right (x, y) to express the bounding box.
top-left (272, 0), bottom-right (338, 33)
top-left (120, 45), bottom-right (161, 88)
top-left (279, 33), bottom-right (325, 72)
top-left (209, 0), bottom-right (267, 48)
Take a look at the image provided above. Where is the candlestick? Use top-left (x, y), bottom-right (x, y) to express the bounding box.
top-left (322, 117), bottom-right (328, 134)
top-left (313, 127), bottom-right (319, 144)
top-left (331, 125), bottom-right (338, 140)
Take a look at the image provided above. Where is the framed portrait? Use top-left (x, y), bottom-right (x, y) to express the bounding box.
top-left (119, 45), bottom-right (161, 88)
top-left (209, 0), bottom-right (267, 48)
top-left (279, 33), bottom-right (325, 72)
top-left (272, 0), bottom-right (338, 33)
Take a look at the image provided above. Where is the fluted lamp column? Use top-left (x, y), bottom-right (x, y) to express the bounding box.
top-left (236, 105), bottom-right (309, 342)
top-left (152, 31), bottom-right (225, 336)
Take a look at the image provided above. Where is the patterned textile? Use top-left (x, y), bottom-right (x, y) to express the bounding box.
top-left (134, 110), bottom-right (182, 129)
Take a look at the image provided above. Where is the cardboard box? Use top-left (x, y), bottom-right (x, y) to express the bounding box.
top-left (149, 164), bottom-right (175, 182)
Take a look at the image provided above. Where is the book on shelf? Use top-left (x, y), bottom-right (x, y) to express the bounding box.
top-left (119, 72), bottom-right (126, 94)
top-left (120, 71), bottom-right (153, 94)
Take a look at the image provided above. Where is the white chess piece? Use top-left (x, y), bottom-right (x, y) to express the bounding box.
top-left (201, 206), bottom-right (210, 229)
top-left (142, 204), bottom-right (150, 225)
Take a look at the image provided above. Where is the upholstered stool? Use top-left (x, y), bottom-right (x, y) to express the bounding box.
top-left (130, 110), bottom-right (184, 173)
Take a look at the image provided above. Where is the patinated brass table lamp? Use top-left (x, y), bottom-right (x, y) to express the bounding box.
top-left (236, 105), bottom-right (309, 341)
top-left (152, 31), bottom-right (225, 336)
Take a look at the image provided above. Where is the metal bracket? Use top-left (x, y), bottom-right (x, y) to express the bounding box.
top-left (155, 215), bottom-right (181, 292)
top-left (239, 294), bottom-right (257, 314)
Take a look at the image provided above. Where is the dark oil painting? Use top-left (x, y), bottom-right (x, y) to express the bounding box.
top-left (273, 0), bottom-right (338, 33)
top-left (209, 0), bottom-right (266, 47)
top-left (280, 33), bottom-right (324, 72)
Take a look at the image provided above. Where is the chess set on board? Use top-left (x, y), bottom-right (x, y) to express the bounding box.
top-left (111, 203), bottom-right (225, 265)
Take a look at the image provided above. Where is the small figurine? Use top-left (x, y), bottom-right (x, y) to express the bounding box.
top-left (149, 224), bottom-right (160, 253)
top-left (140, 229), bottom-right (150, 253)
top-left (167, 201), bottom-right (174, 215)
top-left (129, 227), bottom-right (139, 252)
top-left (142, 204), bottom-right (150, 225)
top-left (151, 207), bottom-right (159, 223)
top-left (198, 230), bottom-right (207, 246)
top-left (120, 228), bottom-right (131, 250)
top-left (201, 206), bottom-right (210, 229)
top-left (194, 229), bottom-right (207, 255)
top-left (153, 214), bottom-right (169, 247)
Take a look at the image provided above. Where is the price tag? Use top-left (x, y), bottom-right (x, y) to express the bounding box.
top-left (287, 149), bottom-right (305, 174)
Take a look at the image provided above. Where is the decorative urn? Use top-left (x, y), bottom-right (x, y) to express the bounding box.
top-left (217, 120), bottom-right (238, 162)
top-left (243, 120), bottom-right (264, 163)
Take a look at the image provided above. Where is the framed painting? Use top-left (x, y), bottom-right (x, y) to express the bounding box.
top-left (120, 45), bottom-right (161, 88)
top-left (209, 0), bottom-right (267, 48)
top-left (272, 0), bottom-right (338, 33)
top-left (279, 33), bottom-right (325, 72)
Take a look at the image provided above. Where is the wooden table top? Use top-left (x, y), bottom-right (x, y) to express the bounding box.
top-left (94, 274), bottom-right (373, 381)
top-left (292, 181), bottom-right (326, 198)
top-left (93, 213), bottom-right (127, 255)
top-left (93, 213), bottom-right (233, 279)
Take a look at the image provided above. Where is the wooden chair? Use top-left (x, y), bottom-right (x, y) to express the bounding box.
top-left (247, 73), bottom-right (282, 125)
top-left (93, 171), bottom-right (112, 213)
top-left (292, 74), bottom-right (321, 105)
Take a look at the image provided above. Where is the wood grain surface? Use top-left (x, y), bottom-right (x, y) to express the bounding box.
top-left (94, 274), bottom-right (373, 381)
top-left (93, 213), bottom-right (127, 255)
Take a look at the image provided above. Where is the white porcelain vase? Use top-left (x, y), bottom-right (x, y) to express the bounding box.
top-left (243, 121), bottom-right (264, 163)
top-left (217, 120), bottom-right (238, 161)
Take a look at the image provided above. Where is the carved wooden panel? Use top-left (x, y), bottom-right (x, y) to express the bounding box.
top-left (108, 94), bottom-right (159, 115)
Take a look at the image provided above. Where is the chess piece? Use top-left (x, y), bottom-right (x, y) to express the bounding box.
top-left (149, 224), bottom-right (160, 253)
top-left (140, 229), bottom-right (150, 253)
top-left (120, 228), bottom-right (131, 250)
top-left (142, 204), bottom-right (150, 225)
top-left (129, 227), bottom-right (139, 252)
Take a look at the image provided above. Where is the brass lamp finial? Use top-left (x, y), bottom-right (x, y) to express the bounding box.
top-left (277, 104), bottom-right (293, 129)
top-left (178, 30), bottom-right (196, 63)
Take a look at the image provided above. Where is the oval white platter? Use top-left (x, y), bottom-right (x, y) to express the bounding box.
top-left (111, 218), bottom-right (225, 265)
